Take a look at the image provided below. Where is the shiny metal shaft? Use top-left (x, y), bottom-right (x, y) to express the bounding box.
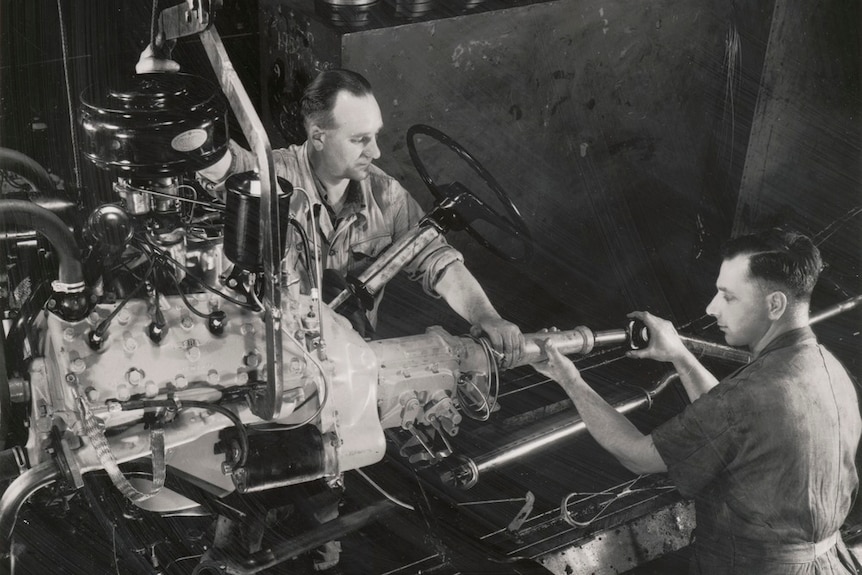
top-left (444, 373), bottom-right (679, 489)
top-left (0, 461), bottom-right (61, 557)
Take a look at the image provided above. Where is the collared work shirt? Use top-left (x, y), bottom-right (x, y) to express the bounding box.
top-left (652, 327), bottom-right (862, 574)
top-left (226, 141), bottom-right (463, 328)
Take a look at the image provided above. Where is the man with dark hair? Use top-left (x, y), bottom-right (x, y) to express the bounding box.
top-left (534, 228), bottom-right (861, 574)
top-left (199, 68), bottom-right (524, 356)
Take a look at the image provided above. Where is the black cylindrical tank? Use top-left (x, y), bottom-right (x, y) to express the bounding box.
top-left (79, 73), bottom-right (228, 176)
top-left (223, 171), bottom-right (292, 272)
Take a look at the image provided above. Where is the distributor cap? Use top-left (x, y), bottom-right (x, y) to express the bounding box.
top-left (79, 73), bottom-right (228, 176)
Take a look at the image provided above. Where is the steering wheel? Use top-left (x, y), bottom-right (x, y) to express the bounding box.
top-left (406, 124), bottom-right (532, 263)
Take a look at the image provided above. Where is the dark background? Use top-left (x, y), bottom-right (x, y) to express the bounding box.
top-left (0, 0), bottom-right (860, 573)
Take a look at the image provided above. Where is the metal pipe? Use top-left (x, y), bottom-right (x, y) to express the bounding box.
top-left (0, 461), bottom-right (62, 557)
top-left (678, 335), bottom-right (751, 364)
top-left (647, 293), bottom-right (862, 365)
top-left (0, 200), bottom-right (83, 286)
top-left (442, 373), bottom-right (680, 489)
top-left (443, 294), bottom-right (862, 489)
top-left (593, 329), bottom-right (629, 347)
top-left (510, 326), bottom-right (750, 368)
top-left (508, 326), bottom-right (597, 368)
top-left (810, 294), bottom-right (862, 324)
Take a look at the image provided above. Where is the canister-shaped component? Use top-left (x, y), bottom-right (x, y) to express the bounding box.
top-left (223, 172), bottom-right (292, 272)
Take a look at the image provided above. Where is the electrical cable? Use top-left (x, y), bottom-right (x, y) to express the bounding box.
top-left (291, 186), bottom-right (329, 354)
top-left (120, 181), bottom-right (223, 211)
top-left (149, 0), bottom-right (158, 47)
top-left (290, 186), bottom-right (322, 294)
top-left (813, 204), bottom-right (862, 246)
top-left (165, 266), bottom-right (221, 320)
top-left (287, 217), bottom-right (314, 278)
top-left (93, 258), bottom-right (157, 339)
top-left (56, 0), bottom-right (83, 199)
top-left (177, 183), bottom-right (201, 223)
top-left (247, 273), bottom-right (265, 312)
top-left (458, 336), bottom-right (500, 422)
top-left (142, 237), bottom-right (257, 309)
top-left (268, 342), bottom-right (330, 431)
top-left (354, 468), bottom-right (415, 511)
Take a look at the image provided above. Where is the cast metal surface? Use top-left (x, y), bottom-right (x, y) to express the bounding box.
top-left (538, 498), bottom-right (695, 575)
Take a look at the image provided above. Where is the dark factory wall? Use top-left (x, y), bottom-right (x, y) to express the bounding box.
top-left (259, 0), bottom-right (775, 340)
top-left (0, 0), bottom-right (860, 573)
top-left (258, 0), bottom-right (859, 381)
top-left (733, 0), bottom-right (862, 378)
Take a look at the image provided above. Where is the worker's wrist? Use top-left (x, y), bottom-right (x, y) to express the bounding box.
top-left (672, 348), bottom-right (699, 372)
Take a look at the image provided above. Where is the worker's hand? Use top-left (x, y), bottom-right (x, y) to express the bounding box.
top-left (531, 336), bottom-right (581, 384)
top-left (625, 311), bottom-right (687, 363)
top-left (135, 34), bottom-right (180, 74)
top-left (470, 317), bottom-right (525, 369)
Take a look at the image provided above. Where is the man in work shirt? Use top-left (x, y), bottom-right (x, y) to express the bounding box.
top-left (198, 68), bottom-right (525, 361)
top-left (534, 228), bottom-right (861, 574)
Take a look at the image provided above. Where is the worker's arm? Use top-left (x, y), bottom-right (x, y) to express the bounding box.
top-left (533, 339), bottom-right (667, 475)
top-left (433, 261), bottom-right (525, 368)
top-left (625, 311), bottom-right (719, 402)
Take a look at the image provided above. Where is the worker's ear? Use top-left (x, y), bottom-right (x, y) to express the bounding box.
top-left (308, 123), bottom-right (326, 151)
top-left (766, 290), bottom-right (788, 320)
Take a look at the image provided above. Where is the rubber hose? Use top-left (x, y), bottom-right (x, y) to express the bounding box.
top-left (0, 199), bottom-right (83, 285)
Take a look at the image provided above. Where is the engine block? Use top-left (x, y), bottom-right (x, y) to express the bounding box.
top-left (27, 293), bottom-right (388, 487)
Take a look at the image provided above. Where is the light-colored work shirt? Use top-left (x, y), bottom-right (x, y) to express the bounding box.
top-left (223, 141), bottom-right (463, 328)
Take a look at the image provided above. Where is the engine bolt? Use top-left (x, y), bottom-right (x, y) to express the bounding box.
top-left (69, 358), bottom-right (86, 374)
top-left (186, 346), bottom-right (201, 363)
top-left (117, 309), bottom-right (131, 326)
top-left (174, 375), bottom-right (188, 389)
top-left (116, 384), bottom-right (131, 401)
top-left (126, 368), bottom-right (144, 386)
top-left (123, 332), bottom-right (138, 354)
top-left (145, 380), bottom-right (159, 398)
top-left (244, 351), bottom-right (261, 368)
top-left (180, 314), bottom-right (194, 330)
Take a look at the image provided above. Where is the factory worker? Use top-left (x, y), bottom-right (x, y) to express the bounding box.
top-left (139, 46), bottom-right (525, 572)
top-left (197, 69), bottom-right (525, 363)
top-left (533, 228), bottom-right (861, 575)
top-left (138, 43), bottom-right (524, 364)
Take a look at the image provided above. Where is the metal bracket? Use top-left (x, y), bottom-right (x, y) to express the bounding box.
top-left (158, 0), bottom-right (218, 42)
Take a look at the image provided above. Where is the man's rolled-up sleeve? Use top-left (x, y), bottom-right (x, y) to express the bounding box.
top-left (651, 389), bottom-right (738, 498)
top-left (389, 180), bottom-right (464, 298)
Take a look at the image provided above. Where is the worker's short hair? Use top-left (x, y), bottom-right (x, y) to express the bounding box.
top-left (300, 69), bottom-right (373, 131)
top-left (721, 228), bottom-right (822, 300)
